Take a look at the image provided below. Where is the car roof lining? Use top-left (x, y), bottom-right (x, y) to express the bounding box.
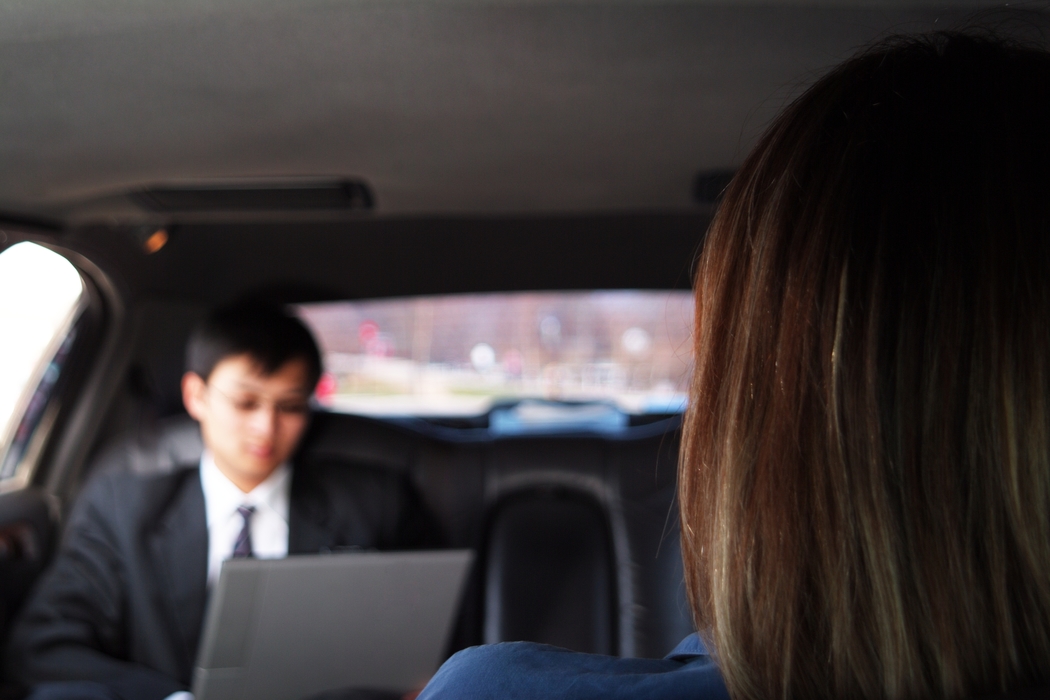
top-left (0, 0), bottom-right (997, 223)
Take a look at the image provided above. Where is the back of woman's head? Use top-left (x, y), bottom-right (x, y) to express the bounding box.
top-left (680, 31), bottom-right (1050, 700)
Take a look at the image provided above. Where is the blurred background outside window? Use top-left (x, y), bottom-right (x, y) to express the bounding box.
top-left (296, 291), bottom-right (693, 417)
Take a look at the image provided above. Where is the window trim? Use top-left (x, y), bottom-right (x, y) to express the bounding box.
top-left (0, 248), bottom-right (88, 493)
top-left (37, 245), bottom-right (127, 507)
top-left (0, 236), bottom-right (119, 502)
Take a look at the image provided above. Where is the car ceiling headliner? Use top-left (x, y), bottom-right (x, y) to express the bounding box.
top-left (0, 0), bottom-right (994, 224)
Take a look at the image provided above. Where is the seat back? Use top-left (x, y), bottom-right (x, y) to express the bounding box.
top-left (80, 410), bottom-right (690, 659)
top-left (482, 488), bottom-right (617, 654)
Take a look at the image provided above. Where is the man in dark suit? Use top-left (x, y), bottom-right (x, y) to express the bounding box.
top-left (4, 303), bottom-right (437, 700)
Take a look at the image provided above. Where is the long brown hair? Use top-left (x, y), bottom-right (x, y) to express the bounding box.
top-left (680, 33), bottom-right (1050, 700)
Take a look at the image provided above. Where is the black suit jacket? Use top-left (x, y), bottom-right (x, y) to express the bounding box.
top-left (4, 460), bottom-right (438, 700)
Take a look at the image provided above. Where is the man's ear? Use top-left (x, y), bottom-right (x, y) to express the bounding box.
top-left (182, 372), bottom-right (207, 420)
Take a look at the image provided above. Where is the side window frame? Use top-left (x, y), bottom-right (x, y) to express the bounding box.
top-left (0, 239), bottom-right (107, 496)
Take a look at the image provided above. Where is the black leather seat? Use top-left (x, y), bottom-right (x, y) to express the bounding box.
top-left (482, 488), bottom-right (617, 655)
top-left (81, 410), bottom-right (691, 660)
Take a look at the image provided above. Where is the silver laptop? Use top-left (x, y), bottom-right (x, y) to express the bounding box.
top-left (192, 550), bottom-right (474, 700)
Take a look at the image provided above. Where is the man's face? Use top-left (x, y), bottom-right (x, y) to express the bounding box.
top-left (182, 354), bottom-right (314, 492)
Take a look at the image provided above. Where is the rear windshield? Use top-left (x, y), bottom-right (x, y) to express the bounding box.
top-left (295, 291), bottom-right (693, 418)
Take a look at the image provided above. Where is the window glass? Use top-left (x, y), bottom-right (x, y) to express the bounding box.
top-left (0, 242), bottom-right (84, 484)
top-left (296, 291), bottom-right (693, 417)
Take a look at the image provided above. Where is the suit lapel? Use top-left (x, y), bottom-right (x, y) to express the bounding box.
top-left (148, 468), bottom-right (209, 673)
top-left (288, 464), bottom-right (341, 554)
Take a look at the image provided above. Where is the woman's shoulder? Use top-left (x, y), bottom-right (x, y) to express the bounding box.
top-left (418, 635), bottom-right (729, 700)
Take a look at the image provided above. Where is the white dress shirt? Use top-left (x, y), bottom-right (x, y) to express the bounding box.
top-left (164, 454), bottom-right (292, 700)
top-left (164, 457), bottom-right (291, 700)
top-left (199, 450), bottom-right (291, 585)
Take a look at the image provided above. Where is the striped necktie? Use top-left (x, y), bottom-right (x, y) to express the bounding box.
top-left (232, 505), bottom-right (256, 558)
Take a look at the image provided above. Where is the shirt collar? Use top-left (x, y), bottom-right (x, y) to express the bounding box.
top-left (199, 450), bottom-right (291, 529)
top-left (664, 632), bottom-right (713, 661)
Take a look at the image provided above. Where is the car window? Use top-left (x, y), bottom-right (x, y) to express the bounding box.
top-left (295, 290), bottom-right (693, 418)
top-left (0, 242), bottom-right (84, 490)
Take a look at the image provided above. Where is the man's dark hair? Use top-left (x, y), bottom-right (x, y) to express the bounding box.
top-left (186, 302), bottom-right (323, 387)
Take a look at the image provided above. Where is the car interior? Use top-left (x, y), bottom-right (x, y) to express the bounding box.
top-left (0, 0), bottom-right (1008, 696)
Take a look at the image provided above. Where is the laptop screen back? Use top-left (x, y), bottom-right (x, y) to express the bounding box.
top-left (193, 550), bottom-right (473, 700)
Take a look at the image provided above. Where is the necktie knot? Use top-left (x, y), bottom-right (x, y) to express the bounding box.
top-left (232, 505), bottom-right (256, 559)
